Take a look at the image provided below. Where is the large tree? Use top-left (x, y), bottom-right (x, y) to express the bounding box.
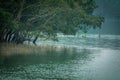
top-left (0, 0), bottom-right (104, 44)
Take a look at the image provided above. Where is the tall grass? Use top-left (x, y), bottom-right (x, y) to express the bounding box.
top-left (0, 43), bottom-right (72, 56)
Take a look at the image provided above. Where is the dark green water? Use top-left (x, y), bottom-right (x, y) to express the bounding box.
top-left (0, 35), bottom-right (120, 80)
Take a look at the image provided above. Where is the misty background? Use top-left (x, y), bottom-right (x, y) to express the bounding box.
top-left (89, 0), bottom-right (120, 35)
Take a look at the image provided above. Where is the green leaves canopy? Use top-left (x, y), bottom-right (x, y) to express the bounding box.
top-left (0, 0), bottom-right (104, 39)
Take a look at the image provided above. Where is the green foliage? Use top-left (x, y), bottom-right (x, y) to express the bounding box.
top-left (0, 0), bottom-right (104, 41)
top-left (0, 8), bottom-right (12, 28)
top-left (11, 20), bottom-right (20, 30)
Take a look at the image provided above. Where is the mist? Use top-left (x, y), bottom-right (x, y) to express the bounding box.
top-left (89, 0), bottom-right (120, 35)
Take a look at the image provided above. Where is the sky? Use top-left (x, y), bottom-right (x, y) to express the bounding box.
top-left (89, 0), bottom-right (120, 35)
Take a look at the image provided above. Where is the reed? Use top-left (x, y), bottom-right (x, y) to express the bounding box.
top-left (0, 43), bottom-right (71, 56)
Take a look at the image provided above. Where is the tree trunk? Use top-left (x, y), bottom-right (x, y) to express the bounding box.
top-left (0, 29), bottom-right (7, 42)
top-left (33, 35), bottom-right (39, 45)
top-left (7, 30), bottom-right (15, 42)
top-left (4, 29), bottom-right (12, 42)
top-left (98, 28), bottom-right (101, 39)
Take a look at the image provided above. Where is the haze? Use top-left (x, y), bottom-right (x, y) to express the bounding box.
top-left (89, 0), bottom-right (120, 35)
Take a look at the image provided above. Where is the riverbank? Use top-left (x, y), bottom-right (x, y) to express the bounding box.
top-left (0, 43), bottom-right (69, 56)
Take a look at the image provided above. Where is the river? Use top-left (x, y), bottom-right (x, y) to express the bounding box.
top-left (0, 34), bottom-right (120, 80)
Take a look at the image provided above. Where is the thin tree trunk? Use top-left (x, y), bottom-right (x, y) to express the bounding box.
top-left (4, 29), bottom-right (12, 42)
top-left (98, 28), bottom-right (101, 39)
top-left (33, 35), bottom-right (39, 45)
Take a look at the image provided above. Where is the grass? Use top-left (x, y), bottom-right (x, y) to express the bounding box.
top-left (0, 42), bottom-right (73, 56)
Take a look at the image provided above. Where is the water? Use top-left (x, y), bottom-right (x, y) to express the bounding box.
top-left (0, 34), bottom-right (120, 80)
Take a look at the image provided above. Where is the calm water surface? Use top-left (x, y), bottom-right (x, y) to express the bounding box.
top-left (0, 34), bottom-right (120, 80)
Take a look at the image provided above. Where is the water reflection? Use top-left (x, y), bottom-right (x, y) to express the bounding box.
top-left (0, 34), bottom-right (120, 80)
top-left (0, 48), bottom-right (120, 80)
top-left (0, 48), bottom-right (98, 80)
top-left (0, 48), bottom-right (95, 65)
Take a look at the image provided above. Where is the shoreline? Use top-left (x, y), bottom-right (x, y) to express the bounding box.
top-left (0, 42), bottom-right (74, 57)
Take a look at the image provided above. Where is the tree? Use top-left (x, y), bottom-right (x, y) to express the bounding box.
top-left (0, 0), bottom-right (104, 44)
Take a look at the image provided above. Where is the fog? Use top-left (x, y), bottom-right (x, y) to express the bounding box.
top-left (89, 0), bottom-right (120, 35)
